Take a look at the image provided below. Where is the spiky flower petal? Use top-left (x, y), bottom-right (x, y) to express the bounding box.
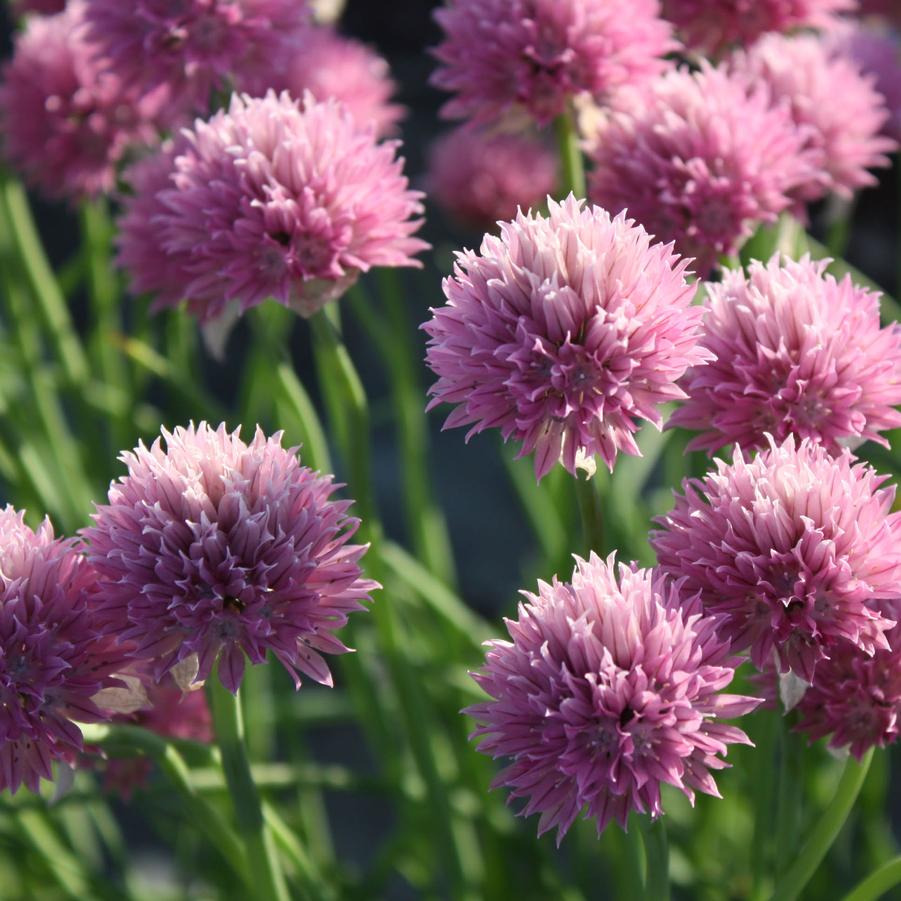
top-left (670, 255), bottom-right (901, 455)
top-left (467, 554), bottom-right (758, 842)
top-left (84, 423), bottom-right (377, 694)
top-left (422, 196), bottom-right (708, 480)
top-left (652, 436), bottom-right (901, 681)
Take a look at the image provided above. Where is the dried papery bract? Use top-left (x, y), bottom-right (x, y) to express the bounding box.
top-left (85, 423), bottom-right (378, 694)
top-left (670, 255), bottom-right (901, 454)
top-left (422, 196), bottom-right (709, 480)
top-left (466, 554), bottom-right (759, 842)
top-left (431, 0), bottom-right (676, 127)
top-left (0, 508), bottom-right (132, 794)
top-left (652, 436), bottom-right (901, 682)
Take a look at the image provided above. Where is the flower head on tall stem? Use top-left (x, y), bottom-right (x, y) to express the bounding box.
top-left (422, 196), bottom-right (708, 480)
top-left (0, 2), bottom-right (171, 201)
top-left (729, 32), bottom-right (895, 202)
top-left (588, 64), bottom-right (816, 276)
top-left (652, 436), bottom-right (901, 682)
top-left (431, 0), bottom-right (676, 127)
top-left (115, 91), bottom-right (428, 321)
top-left (82, 0), bottom-right (310, 113)
top-left (0, 508), bottom-right (132, 794)
top-left (660, 0), bottom-right (853, 56)
top-left (84, 422), bottom-right (378, 694)
top-left (467, 553), bottom-right (759, 842)
top-left (670, 255), bottom-right (901, 455)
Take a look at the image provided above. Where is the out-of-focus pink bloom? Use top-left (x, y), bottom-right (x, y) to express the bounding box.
top-left (426, 127), bottom-right (558, 232)
top-left (661, 0), bottom-right (853, 56)
top-left (423, 196), bottom-right (708, 480)
top-left (84, 423), bottom-right (378, 695)
top-left (795, 617), bottom-right (901, 759)
top-left (82, 0), bottom-right (310, 112)
top-left (859, 0), bottom-right (901, 24)
top-left (431, 0), bottom-right (676, 127)
top-left (11, 0), bottom-right (67, 13)
top-left (670, 255), bottom-right (901, 455)
top-left (588, 64), bottom-right (815, 276)
top-left (0, 508), bottom-right (132, 794)
top-left (239, 26), bottom-right (404, 138)
top-left (116, 91), bottom-right (427, 321)
top-left (467, 554), bottom-right (759, 842)
top-left (829, 23), bottom-right (901, 141)
top-left (0, 3), bottom-right (170, 201)
top-left (652, 436), bottom-right (901, 682)
top-left (730, 33), bottom-right (895, 202)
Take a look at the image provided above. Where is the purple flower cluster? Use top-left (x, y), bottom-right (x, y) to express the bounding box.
top-left (117, 92), bottom-right (427, 321)
top-left (467, 554), bottom-right (758, 841)
top-left (423, 196), bottom-right (708, 479)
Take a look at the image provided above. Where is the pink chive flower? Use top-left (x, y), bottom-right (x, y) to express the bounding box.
top-left (670, 255), bottom-right (901, 455)
top-left (101, 675), bottom-right (213, 798)
top-left (652, 436), bottom-right (901, 682)
top-left (730, 33), bottom-right (895, 202)
top-left (794, 621), bottom-right (901, 759)
top-left (116, 91), bottom-right (427, 322)
top-left (239, 27), bottom-right (404, 139)
top-left (82, 0), bottom-right (310, 112)
top-left (829, 23), bottom-right (901, 141)
top-left (426, 127), bottom-right (558, 232)
top-left (660, 0), bottom-right (853, 56)
top-left (466, 554), bottom-right (759, 842)
top-left (431, 0), bottom-right (676, 127)
top-left (588, 65), bottom-right (815, 276)
top-left (0, 3), bottom-right (170, 201)
top-left (84, 423), bottom-right (378, 695)
top-left (0, 508), bottom-right (131, 794)
top-left (422, 196), bottom-right (708, 480)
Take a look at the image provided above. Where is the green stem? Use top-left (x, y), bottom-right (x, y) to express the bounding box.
top-left (0, 173), bottom-right (88, 386)
top-left (636, 817), bottom-right (670, 901)
top-left (206, 676), bottom-right (290, 901)
top-left (841, 855), bottom-right (901, 901)
top-left (574, 474), bottom-right (604, 555)
top-left (555, 109), bottom-right (586, 198)
top-left (774, 723), bottom-right (805, 880)
top-left (771, 748), bottom-right (874, 901)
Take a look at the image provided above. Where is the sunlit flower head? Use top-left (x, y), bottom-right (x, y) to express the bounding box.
top-left (670, 255), bottom-right (901, 455)
top-left (432, 0), bottom-right (676, 127)
top-left (82, 0), bottom-right (310, 112)
top-left (661, 0), bottom-right (852, 56)
top-left (466, 553), bottom-right (759, 842)
top-left (84, 423), bottom-right (378, 694)
top-left (652, 436), bottom-right (901, 682)
top-left (0, 508), bottom-right (131, 794)
top-left (729, 33), bottom-right (895, 202)
top-left (116, 91), bottom-right (427, 321)
top-left (422, 196), bottom-right (708, 480)
top-left (0, 2), bottom-right (170, 201)
top-left (588, 64), bottom-right (815, 275)
top-left (426, 127), bottom-right (558, 232)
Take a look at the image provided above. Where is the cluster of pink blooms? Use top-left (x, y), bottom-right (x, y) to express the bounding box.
top-left (0, 423), bottom-right (375, 794)
top-left (660, 0), bottom-right (852, 56)
top-left (426, 128), bottom-right (559, 232)
top-left (117, 91), bottom-right (427, 321)
top-left (0, 2), bottom-right (172, 200)
top-left (423, 196), bottom-right (708, 479)
top-left (467, 554), bottom-right (758, 841)
top-left (431, 0), bottom-right (676, 126)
